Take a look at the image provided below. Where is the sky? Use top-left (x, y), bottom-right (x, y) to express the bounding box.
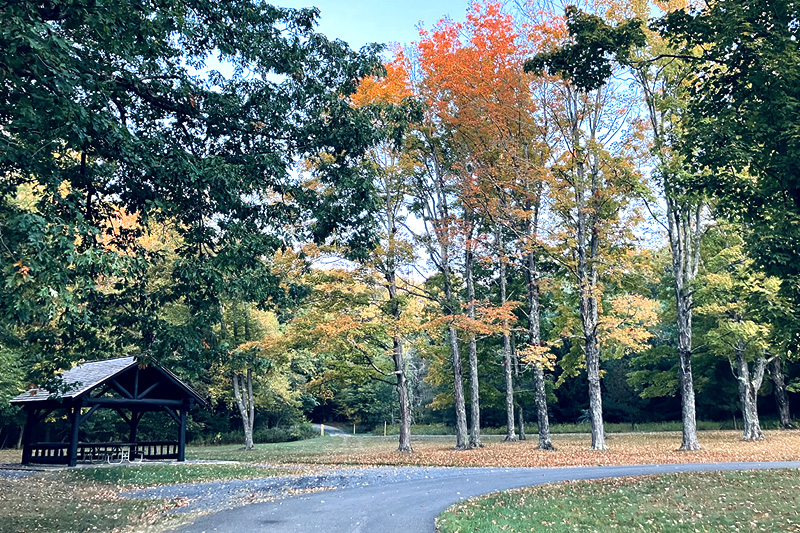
top-left (276, 0), bottom-right (471, 49)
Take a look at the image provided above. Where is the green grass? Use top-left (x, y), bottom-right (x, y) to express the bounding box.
top-left (437, 469), bottom-right (800, 533)
top-left (63, 462), bottom-right (283, 488)
top-left (186, 435), bottom-right (399, 463)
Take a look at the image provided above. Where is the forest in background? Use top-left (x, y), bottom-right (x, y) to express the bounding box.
top-left (2, 0), bottom-right (800, 452)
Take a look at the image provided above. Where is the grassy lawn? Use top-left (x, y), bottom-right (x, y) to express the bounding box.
top-left (0, 472), bottom-right (179, 533)
top-left (437, 468), bottom-right (800, 532)
top-left (2, 430), bottom-right (799, 532)
top-left (63, 463), bottom-right (284, 488)
top-left (188, 430), bottom-right (800, 468)
top-left (0, 462), bottom-right (289, 533)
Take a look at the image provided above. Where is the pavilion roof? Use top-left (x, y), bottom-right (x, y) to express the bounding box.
top-left (10, 356), bottom-right (204, 405)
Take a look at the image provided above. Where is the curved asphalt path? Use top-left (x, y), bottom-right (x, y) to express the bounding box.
top-left (176, 461), bottom-right (800, 533)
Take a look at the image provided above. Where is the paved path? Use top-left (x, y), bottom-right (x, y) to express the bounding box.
top-left (175, 461), bottom-right (800, 533)
top-left (311, 423), bottom-right (351, 437)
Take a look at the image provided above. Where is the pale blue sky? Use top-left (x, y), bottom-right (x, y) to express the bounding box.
top-left (277, 0), bottom-right (471, 48)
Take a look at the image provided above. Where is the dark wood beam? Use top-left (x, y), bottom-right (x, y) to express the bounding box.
top-left (85, 398), bottom-right (183, 407)
top-left (91, 384), bottom-right (112, 399)
top-left (21, 408), bottom-right (36, 465)
top-left (114, 408), bottom-right (131, 425)
top-left (162, 406), bottom-right (181, 425)
top-left (79, 404), bottom-right (101, 425)
top-left (111, 379), bottom-right (133, 399)
top-left (137, 382), bottom-right (159, 399)
top-left (67, 407), bottom-right (80, 467)
top-left (178, 408), bottom-right (187, 462)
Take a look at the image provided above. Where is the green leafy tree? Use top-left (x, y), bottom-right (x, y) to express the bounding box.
top-left (0, 1), bottom-right (384, 387)
top-left (696, 225), bottom-right (785, 440)
top-left (658, 0), bottom-right (800, 348)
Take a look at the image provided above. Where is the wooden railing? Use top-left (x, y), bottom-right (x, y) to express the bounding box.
top-left (26, 442), bottom-right (69, 464)
top-left (25, 441), bottom-right (180, 464)
top-left (132, 441), bottom-right (179, 460)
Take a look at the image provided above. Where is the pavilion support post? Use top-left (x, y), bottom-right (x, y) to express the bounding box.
top-left (178, 407), bottom-right (186, 462)
top-left (21, 408), bottom-right (36, 465)
top-left (68, 406), bottom-right (81, 467)
top-left (129, 410), bottom-right (139, 444)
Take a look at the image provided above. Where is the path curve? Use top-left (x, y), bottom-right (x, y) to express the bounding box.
top-left (311, 423), bottom-right (351, 437)
top-left (175, 461), bottom-right (800, 533)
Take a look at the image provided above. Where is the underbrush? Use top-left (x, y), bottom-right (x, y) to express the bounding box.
top-left (190, 423), bottom-right (317, 446)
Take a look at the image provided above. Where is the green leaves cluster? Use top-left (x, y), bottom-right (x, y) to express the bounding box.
top-left (0, 0), bottom-right (386, 386)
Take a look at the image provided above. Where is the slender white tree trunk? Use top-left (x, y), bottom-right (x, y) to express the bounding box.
top-left (636, 65), bottom-right (704, 451)
top-left (525, 199), bottom-right (554, 450)
top-left (576, 155), bottom-right (606, 450)
top-left (232, 371), bottom-right (254, 450)
top-left (733, 348), bottom-right (766, 441)
top-left (497, 229), bottom-right (516, 442)
top-left (443, 265), bottom-right (469, 450)
top-left (668, 200), bottom-right (702, 451)
top-left (465, 225), bottom-right (482, 448)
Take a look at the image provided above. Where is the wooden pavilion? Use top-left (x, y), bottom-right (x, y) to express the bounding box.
top-left (10, 356), bottom-right (204, 466)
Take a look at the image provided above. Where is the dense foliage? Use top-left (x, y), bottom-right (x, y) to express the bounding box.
top-left (1, 0), bottom-right (799, 450)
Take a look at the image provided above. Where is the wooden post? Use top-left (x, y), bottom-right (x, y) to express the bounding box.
top-left (129, 410), bottom-right (139, 444)
top-left (20, 408), bottom-right (36, 465)
top-left (178, 407), bottom-right (186, 462)
top-left (68, 406), bottom-right (81, 467)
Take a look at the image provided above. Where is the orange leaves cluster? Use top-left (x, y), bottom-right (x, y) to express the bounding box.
top-left (425, 299), bottom-right (519, 338)
top-left (517, 343), bottom-right (557, 370)
top-left (351, 49), bottom-right (413, 108)
top-left (598, 294), bottom-right (659, 353)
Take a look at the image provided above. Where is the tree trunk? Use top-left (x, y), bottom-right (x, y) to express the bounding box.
top-left (572, 110), bottom-right (607, 451)
top-left (465, 230), bottom-right (482, 448)
top-left (416, 131), bottom-right (467, 450)
top-left (525, 234), bottom-right (554, 450)
top-left (394, 335), bottom-right (413, 452)
top-left (578, 213), bottom-right (606, 451)
top-left (233, 371), bottom-right (254, 450)
top-left (443, 268), bottom-right (468, 450)
top-left (387, 266), bottom-right (413, 453)
top-left (498, 229), bottom-right (516, 442)
top-left (769, 358), bottom-right (794, 429)
top-left (668, 200), bottom-right (702, 451)
top-left (584, 331), bottom-right (606, 450)
top-left (517, 406), bottom-right (526, 441)
top-left (448, 324), bottom-right (469, 450)
top-left (637, 65), bottom-right (704, 452)
top-left (677, 347), bottom-right (700, 449)
top-left (733, 349), bottom-right (766, 441)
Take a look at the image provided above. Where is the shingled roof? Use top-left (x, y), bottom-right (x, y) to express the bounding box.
top-left (10, 356), bottom-right (203, 404)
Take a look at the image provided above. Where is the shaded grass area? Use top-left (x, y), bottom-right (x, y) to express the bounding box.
top-left (438, 469), bottom-right (800, 532)
top-left (63, 463), bottom-right (284, 488)
top-left (0, 473), bottom-right (179, 533)
top-left (0, 463), bottom-right (290, 532)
